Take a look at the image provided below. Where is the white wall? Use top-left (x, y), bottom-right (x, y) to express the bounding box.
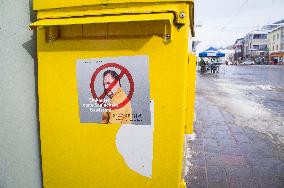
top-left (0, 0), bottom-right (42, 187)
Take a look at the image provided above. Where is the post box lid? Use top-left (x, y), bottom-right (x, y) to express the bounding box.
top-left (33, 0), bottom-right (193, 10)
top-left (30, 12), bottom-right (174, 28)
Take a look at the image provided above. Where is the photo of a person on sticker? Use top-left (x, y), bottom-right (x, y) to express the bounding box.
top-left (101, 70), bottom-right (132, 124)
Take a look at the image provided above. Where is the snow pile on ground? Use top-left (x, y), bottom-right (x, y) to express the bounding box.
top-left (184, 133), bottom-right (195, 173)
top-left (209, 79), bottom-right (284, 145)
top-left (256, 85), bottom-right (275, 91)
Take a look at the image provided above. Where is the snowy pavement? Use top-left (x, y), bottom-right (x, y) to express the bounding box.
top-left (185, 65), bottom-right (284, 188)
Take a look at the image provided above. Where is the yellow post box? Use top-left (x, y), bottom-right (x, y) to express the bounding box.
top-left (31, 0), bottom-right (196, 187)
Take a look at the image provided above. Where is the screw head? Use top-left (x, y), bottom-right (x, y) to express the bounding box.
top-left (164, 34), bottom-right (171, 41)
top-left (179, 12), bottom-right (185, 19)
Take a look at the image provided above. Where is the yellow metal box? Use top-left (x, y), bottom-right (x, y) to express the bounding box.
top-left (31, 1), bottom-right (196, 187)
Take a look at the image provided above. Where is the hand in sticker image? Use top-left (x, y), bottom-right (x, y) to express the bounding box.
top-left (101, 70), bottom-right (133, 124)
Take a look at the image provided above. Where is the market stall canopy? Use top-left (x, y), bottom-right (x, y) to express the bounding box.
top-left (199, 47), bottom-right (225, 57)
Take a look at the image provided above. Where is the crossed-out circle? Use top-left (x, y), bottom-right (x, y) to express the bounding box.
top-left (90, 63), bottom-right (134, 110)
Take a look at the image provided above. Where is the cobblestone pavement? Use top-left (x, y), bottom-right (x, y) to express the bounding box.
top-left (185, 68), bottom-right (284, 188)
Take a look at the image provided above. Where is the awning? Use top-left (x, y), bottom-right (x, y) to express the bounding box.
top-left (199, 47), bottom-right (225, 57)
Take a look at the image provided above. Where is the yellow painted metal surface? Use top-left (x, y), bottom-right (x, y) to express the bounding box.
top-left (30, 13), bottom-right (174, 27)
top-left (36, 3), bottom-right (185, 19)
top-left (34, 1), bottom-right (195, 187)
top-left (33, 0), bottom-right (193, 10)
top-left (33, 2), bottom-right (194, 36)
top-left (185, 53), bottom-right (196, 134)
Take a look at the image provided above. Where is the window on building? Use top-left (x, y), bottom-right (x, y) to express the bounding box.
top-left (276, 45), bottom-right (278, 51)
top-left (277, 33), bottom-right (279, 39)
top-left (253, 45), bottom-right (259, 50)
top-left (273, 35), bottom-right (275, 40)
top-left (273, 46), bottom-right (274, 51)
top-left (259, 44), bottom-right (267, 50)
top-left (253, 34), bottom-right (267, 39)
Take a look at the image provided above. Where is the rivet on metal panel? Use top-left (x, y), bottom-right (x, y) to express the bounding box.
top-left (179, 12), bottom-right (185, 19)
top-left (175, 9), bottom-right (187, 26)
top-left (164, 34), bottom-right (171, 43)
top-left (163, 22), bottom-right (171, 43)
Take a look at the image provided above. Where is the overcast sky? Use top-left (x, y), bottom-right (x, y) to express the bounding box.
top-left (194, 0), bottom-right (284, 52)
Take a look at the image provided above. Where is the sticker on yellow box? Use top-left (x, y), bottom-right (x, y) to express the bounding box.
top-left (76, 55), bottom-right (151, 125)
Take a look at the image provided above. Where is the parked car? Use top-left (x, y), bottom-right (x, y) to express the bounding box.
top-left (241, 60), bottom-right (255, 65)
top-left (223, 61), bottom-right (233, 65)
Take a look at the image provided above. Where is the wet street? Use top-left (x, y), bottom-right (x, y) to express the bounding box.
top-left (185, 65), bottom-right (284, 188)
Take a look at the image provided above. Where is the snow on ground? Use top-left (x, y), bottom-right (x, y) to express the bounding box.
top-left (206, 78), bottom-right (284, 145)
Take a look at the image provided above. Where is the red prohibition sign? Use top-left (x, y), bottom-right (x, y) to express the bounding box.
top-left (90, 63), bottom-right (134, 110)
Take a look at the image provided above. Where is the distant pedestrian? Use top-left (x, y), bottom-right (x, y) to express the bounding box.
top-left (200, 59), bottom-right (206, 74)
top-left (210, 63), bottom-right (217, 73)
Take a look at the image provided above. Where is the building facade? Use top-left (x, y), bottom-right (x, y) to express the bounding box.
top-left (268, 25), bottom-right (284, 64)
top-left (233, 38), bottom-right (244, 64)
top-left (243, 30), bottom-right (269, 64)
